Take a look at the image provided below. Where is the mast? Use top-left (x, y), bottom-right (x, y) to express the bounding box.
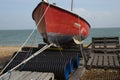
top-left (71, 0), bottom-right (73, 11)
top-left (42, 0), bottom-right (48, 2)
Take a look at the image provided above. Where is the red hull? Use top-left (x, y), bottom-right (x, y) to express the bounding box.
top-left (32, 2), bottom-right (90, 46)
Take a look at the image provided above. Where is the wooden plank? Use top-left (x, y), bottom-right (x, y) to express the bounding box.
top-left (92, 37), bottom-right (119, 42)
top-left (1, 71), bottom-right (20, 80)
top-left (37, 73), bottom-right (48, 80)
top-left (92, 55), bottom-right (98, 67)
top-left (44, 73), bottom-right (54, 80)
top-left (103, 55), bottom-right (108, 68)
top-left (93, 48), bottom-right (120, 52)
top-left (97, 55), bottom-right (103, 67)
top-left (2, 71), bottom-right (54, 80)
top-left (6, 71), bottom-right (30, 80)
top-left (17, 71), bottom-right (31, 80)
top-left (114, 55), bottom-right (120, 68)
top-left (92, 37), bottom-right (119, 50)
top-left (86, 54), bottom-right (94, 69)
top-left (9, 71), bottom-right (27, 80)
top-left (108, 56), bottom-right (114, 68)
top-left (22, 72), bottom-right (42, 80)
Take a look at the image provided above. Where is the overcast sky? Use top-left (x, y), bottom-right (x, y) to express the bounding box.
top-left (0, 0), bottom-right (120, 30)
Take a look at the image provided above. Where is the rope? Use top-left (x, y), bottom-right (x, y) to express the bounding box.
top-left (73, 14), bottom-right (85, 66)
top-left (77, 15), bottom-right (86, 66)
top-left (0, 28), bottom-right (36, 75)
top-left (18, 30), bottom-right (38, 71)
top-left (0, 43), bottom-right (53, 79)
top-left (0, 3), bottom-right (50, 75)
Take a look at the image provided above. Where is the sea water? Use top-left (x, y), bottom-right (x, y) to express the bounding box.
top-left (0, 30), bottom-right (44, 46)
top-left (0, 28), bottom-right (120, 46)
top-left (84, 28), bottom-right (120, 44)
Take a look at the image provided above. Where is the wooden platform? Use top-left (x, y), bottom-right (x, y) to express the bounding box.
top-left (1, 71), bottom-right (54, 80)
top-left (86, 54), bottom-right (120, 69)
top-left (0, 61), bottom-right (84, 80)
top-left (85, 37), bottom-right (120, 69)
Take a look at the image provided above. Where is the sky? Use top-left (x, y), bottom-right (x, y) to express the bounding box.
top-left (0, 0), bottom-right (120, 30)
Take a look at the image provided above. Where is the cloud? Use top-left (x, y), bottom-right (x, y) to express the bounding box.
top-left (92, 11), bottom-right (120, 28)
top-left (74, 8), bottom-right (94, 27)
top-left (75, 8), bottom-right (91, 18)
top-left (74, 8), bottom-right (120, 28)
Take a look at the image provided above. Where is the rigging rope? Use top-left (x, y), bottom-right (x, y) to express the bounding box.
top-left (77, 15), bottom-right (86, 66)
top-left (0, 3), bottom-right (50, 75)
top-left (18, 30), bottom-right (38, 71)
top-left (0, 43), bottom-right (53, 79)
top-left (0, 19), bottom-right (36, 76)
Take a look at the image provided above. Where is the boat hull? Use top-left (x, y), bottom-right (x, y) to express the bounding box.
top-left (32, 2), bottom-right (90, 47)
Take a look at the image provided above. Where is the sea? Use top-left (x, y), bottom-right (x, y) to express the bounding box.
top-left (0, 28), bottom-right (120, 46)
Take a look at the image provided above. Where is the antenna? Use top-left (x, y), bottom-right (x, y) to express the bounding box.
top-left (71, 0), bottom-right (73, 11)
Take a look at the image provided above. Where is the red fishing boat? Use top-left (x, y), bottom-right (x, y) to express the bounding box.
top-left (32, 1), bottom-right (90, 47)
